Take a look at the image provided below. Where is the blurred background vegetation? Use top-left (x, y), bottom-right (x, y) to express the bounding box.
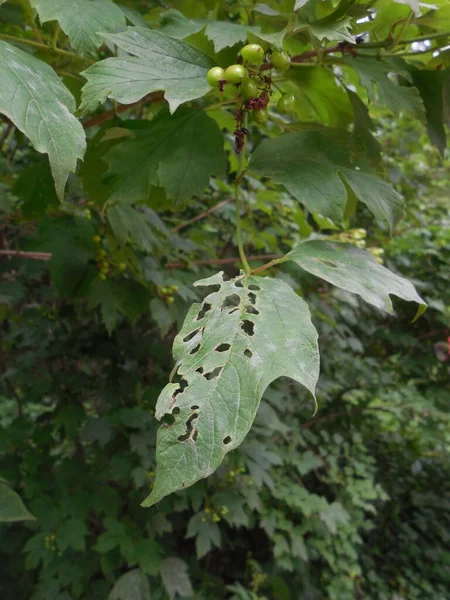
top-left (1, 108), bottom-right (449, 599)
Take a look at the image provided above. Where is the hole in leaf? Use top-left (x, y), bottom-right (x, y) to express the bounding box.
top-left (246, 305), bottom-right (259, 315)
top-left (171, 373), bottom-right (188, 400)
top-left (192, 429), bottom-right (198, 442)
top-left (177, 412), bottom-right (198, 442)
top-left (196, 367), bottom-right (204, 375)
top-left (183, 329), bottom-right (200, 343)
top-left (248, 292), bottom-right (257, 305)
top-left (222, 294), bottom-right (241, 309)
top-left (248, 284), bottom-right (261, 291)
top-left (215, 343), bottom-right (231, 352)
top-left (228, 307), bottom-right (239, 315)
top-left (172, 407), bottom-right (180, 415)
top-left (162, 414), bottom-right (175, 427)
top-left (235, 280), bottom-right (244, 288)
top-left (241, 320), bottom-right (255, 336)
top-left (244, 349), bottom-right (253, 358)
top-left (223, 436), bottom-right (232, 445)
top-left (190, 344), bottom-right (201, 355)
top-left (318, 259), bottom-right (338, 268)
top-left (197, 303), bottom-right (212, 320)
top-left (191, 405), bottom-right (199, 410)
top-left (204, 367), bottom-right (223, 380)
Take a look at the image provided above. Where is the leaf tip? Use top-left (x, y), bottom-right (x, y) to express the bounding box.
top-left (412, 301), bottom-right (427, 323)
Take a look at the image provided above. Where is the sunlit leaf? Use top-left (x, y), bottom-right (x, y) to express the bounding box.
top-left (286, 240), bottom-right (427, 319)
top-left (0, 42), bottom-right (86, 199)
top-left (79, 28), bottom-right (215, 115)
top-left (30, 0), bottom-right (126, 57)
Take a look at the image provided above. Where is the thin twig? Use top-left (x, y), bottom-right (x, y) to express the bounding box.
top-left (0, 250), bottom-right (52, 260)
top-left (82, 92), bottom-right (164, 129)
top-left (170, 199), bottom-right (231, 232)
top-left (0, 249), bottom-right (281, 269)
top-left (166, 254), bottom-right (281, 269)
top-left (0, 122), bottom-right (13, 150)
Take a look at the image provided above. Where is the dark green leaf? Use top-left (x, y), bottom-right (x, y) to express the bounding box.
top-left (13, 158), bottom-right (59, 219)
top-left (104, 109), bottom-right (226, 204)
top-left (411, 68), bottom-right (450, 156)
top-left (249, 131), bottom-right (403, 230)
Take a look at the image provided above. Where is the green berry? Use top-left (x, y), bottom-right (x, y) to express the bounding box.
top-left (207, 66), bottom-right (225, 87)
top-left (97, 249), bottom-right (107, 258)
top-left (224, 64), bottom-right (247, 84)
top-left (98, 273), bottom-right (107, 281)
top-left (240, 44), bottom-right (264, 65)
top-left (271, 50), bottom-right (290, 71)
top-left (253, 109), bottom-right (269, 124)
top-left (277, 94), bottom-right (295, 114)
top-left (241, 77), bottom-right (258, 100)
top-left (92, 235), bottom-right (101, 243)
top-left (118, 263), bottom-right (126, 271)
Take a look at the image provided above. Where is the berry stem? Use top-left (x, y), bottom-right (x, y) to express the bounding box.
top-left (235, 113), bottom-right (251, 275)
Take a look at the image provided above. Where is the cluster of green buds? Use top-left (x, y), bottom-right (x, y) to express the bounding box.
top-left (333, 229), bottom-right (384, 263)
top-left (93, 235), bottom-right (126, 279)
top-left (201, 505), bottom-right (229, 523)
top-left (158, 284), bottom-right (178, 305)
top-left (44, 533), bottom-right (57, 552)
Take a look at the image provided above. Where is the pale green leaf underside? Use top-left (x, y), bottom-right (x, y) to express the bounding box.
top-left (142, 273), bottom-right (319, 506)
top-left (249, 131), bottom-right (403, 231)
top-left (0, 480), bottom-right (35, 522)
top-left (161, 558), bottom-right (193, 600)
top-left (30, 0), bottom-right (126, 57)
top-left (109, 569), bottom-right (150, 600)
top-left (0, 42), bottom-right (86, 200)
top-left (159, 9), bottom-right (286, 51)
top-left (79, 28), bottom-right (215, 115)
top-left (104, 109), bottom-right (226, 204)
top-left (286, 240), bottom-right (427, 320)
top-left (295, 0), bottom-right (311, 9)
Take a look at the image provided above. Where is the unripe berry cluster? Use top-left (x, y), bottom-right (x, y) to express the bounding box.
top-left (206, 44), bottom-right (295, 152)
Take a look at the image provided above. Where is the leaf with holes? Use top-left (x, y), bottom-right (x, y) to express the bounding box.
top-left (0, 42), bottom-right (86, 199)
top-left (286, 240), bottom-right (427, 320)
top-left (142, 273), bottom-right (319, 506)
top-left (79, 28), bottom-right (215, 115)
top-left (249, 131), bottom-right (403, 231)
top-left (29, 0), bottom-right (126, 57)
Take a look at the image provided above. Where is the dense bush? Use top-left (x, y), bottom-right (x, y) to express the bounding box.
top-left (0, 1), bottom-right (449, 599)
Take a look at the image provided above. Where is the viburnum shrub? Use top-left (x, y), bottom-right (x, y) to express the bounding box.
top-left (0, 0), bottom-right (448, 517)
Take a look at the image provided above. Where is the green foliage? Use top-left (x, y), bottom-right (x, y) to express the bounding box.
top-left (0, 1), bottom-right (449, 599)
